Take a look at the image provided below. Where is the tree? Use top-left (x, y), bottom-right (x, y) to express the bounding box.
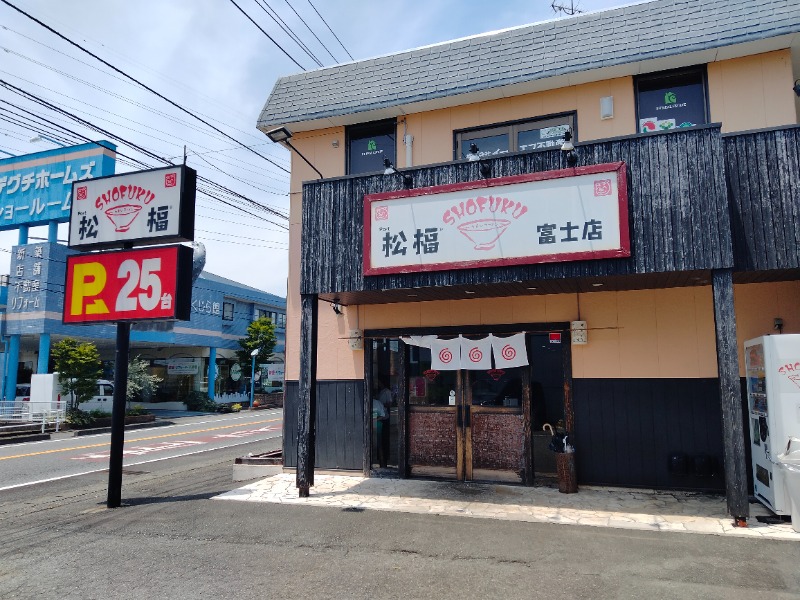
top-left (236, 316), bottom-right (277, 370)
top-left (51, 338), bottom-right (102, 410)
top-left (127, 356), bottom-right (163, 403)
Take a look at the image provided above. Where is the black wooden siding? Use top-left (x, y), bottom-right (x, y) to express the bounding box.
top-left (301, 126), bottom-right (733, 295)
top-left (724, 125), bottom-right (800, 272)
top-left (573, 378), bottom-right (725, 491)
top-left (284, 380), bottom-right (364, 470)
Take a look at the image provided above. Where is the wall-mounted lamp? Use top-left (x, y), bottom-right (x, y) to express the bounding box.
top-left (266, 126), bottom-right (324, 179)
top-left (774, 317), bottom-right (784, 333)
top-left (466, 143), bottom-right (481, 162)
top-left (383, 158), bottom-right (413, 188)
top-left (332, 302), bottom-right (343, 315)
top-left (794, 80), bottom-right (800, 97)
top-left (561, 128), bottom-right (578, 167)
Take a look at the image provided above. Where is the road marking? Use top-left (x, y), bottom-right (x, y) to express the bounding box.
top-left (0, 432), bottom-right (282, 491)
top-left (0, 417), bottom-right (280, 461)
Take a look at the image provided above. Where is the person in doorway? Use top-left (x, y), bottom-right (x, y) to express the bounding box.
top-left (372, 397), bottom-right (388, 468)
top-left (375, 378), bottom-right (392, 468)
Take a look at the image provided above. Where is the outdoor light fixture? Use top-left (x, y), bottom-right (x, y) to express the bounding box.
top-left (332, 302), bottom-right (343, 315)
top-left (774, 317), bottom-right (784, 333)
top-left (266, 126), bottom-right (324, 179)
top-left (561, 128), bottom-right (578, 167)
top-left (383, 158), bottom-right (413, 189)
top-left (466, 143), bottom-right (481, 162)
top-left (794, 80), bottom-right (800, 97)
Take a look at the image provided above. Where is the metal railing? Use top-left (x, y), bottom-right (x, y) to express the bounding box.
top-left (0, 403), bottom-right (65, 434)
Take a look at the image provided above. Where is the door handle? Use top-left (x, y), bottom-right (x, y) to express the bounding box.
top-left (464, 405), bottom-right (470, 428)
top-left (456, 405), bottom-right (463, 427)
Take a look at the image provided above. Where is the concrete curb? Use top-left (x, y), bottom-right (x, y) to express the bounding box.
top-left (71, 419), bottom-right (175, 437)
top-left (0, 433), bottom-right (50, 445)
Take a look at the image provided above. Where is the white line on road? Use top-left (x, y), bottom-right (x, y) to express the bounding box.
top-left (0, 432), bottom-right (281, 492)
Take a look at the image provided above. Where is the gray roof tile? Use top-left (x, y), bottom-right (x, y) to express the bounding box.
top-left (258, 0), bottom-right (800, 129)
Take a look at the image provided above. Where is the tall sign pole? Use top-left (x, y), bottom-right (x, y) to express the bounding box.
top-left (107, 321), bottom-right (130, 508)
top-left (67, 165), bottom-right (196, 508)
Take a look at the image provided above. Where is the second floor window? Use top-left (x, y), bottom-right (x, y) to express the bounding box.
top-left (454, 113), bottom-right (576, 160)
top-left (347, 119), bottom-right (396, 175)
top-left (635, 67), bottom-right (708, 133)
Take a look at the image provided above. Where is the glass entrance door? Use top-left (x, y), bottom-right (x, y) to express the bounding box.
top-left (407, 345), bottom-right (531, 483)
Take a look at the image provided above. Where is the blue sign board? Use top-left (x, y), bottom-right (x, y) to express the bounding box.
top-left (0, 142), bottom-right (116, 231)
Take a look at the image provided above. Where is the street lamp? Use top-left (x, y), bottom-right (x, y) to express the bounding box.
top-left (249, 348), bottom-right (259, 409)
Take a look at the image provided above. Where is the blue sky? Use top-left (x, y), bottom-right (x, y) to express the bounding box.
top-left (0, 0), bottom-right (632, 294)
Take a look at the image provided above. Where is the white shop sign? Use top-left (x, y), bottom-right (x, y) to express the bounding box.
top-left (68, 165), bottom-right (195, 250)
top-left (364, 163), bottom-right (630, 275)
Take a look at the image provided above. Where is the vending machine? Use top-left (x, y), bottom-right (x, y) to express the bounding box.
top-left (744, 335), bottom-right (800, 514)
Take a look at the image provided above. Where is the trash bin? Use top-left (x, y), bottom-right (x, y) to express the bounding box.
top-left (777, 437), bottom-right (800, 533)
top-left (555, 451), bottom-right (578, 494)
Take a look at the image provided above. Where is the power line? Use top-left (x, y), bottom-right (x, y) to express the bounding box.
top-left (0, 0), bottom-right (290, 174)
top-left (226, 0), bottom-right (307, 70)
top-left (0, 86), bottom-right (287, 226)
top-left (252, 0), bottom-right (324, 68)
top-left (306, 0), bottom-right (353, 61)
top-left (281, 0), bottom-right (341, 63)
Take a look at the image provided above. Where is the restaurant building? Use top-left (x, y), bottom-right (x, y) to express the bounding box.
top-left (258, 0), bottom-right (800, 519)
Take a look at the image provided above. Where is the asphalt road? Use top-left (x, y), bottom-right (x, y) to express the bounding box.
top-left (0, 417), bottom-right (798, 600)
top-left (0, 409), bottom-right (282, 490)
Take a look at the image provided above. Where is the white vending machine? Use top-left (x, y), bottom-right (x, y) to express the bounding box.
top-left (745, 335), bottom-right (800, 514)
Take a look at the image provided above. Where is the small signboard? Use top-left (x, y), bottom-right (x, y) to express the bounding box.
top-left (68, 165), bottom-right (196, 250)
top-left (364, 163), bottom-right (630, 275)
top-left (63, 245), bottom-right (192, 324)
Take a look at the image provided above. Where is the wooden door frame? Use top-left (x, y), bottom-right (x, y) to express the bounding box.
top-left (363, 322), bottom-right (573, 484)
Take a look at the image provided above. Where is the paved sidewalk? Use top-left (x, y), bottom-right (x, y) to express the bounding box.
top-left (216, 473), bottom-right (800, 541)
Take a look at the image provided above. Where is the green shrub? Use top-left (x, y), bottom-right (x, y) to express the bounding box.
top-left (183, 391), bottom-right (216, 412)
top-left (126, 404), bottom-right (149, 416)
top-left (66, 409), bottom-right (94, 427)
top-left (231, 403), bottom-right (242, 412)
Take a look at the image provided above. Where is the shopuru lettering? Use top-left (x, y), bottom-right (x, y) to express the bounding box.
top-left (442, 196), bottom-right (528, 225)
top-left (93, 185), bottom-right (156, 209)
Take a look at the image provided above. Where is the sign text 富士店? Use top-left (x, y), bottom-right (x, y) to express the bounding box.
top-left (363, 163), bottom-right (630, 275)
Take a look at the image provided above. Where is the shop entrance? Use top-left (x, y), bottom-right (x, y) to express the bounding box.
top-left (371, 330), bottom-right (567, 485)
top-left (407, 350), bottom-right (530, 483)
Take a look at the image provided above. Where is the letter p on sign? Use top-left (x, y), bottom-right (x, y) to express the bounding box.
top-left (69, 262), bottom-right (110, 316)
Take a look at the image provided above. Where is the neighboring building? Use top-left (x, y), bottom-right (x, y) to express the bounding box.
top-left (2, 240), bottom-right (286, 402)
top-left (259, 0), bottom-right (800, 518)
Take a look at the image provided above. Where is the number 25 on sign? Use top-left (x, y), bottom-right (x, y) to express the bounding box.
top-left (63, 245), bottom-right (192, 324)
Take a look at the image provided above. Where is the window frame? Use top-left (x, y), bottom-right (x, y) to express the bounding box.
top-left (222, 301), bottom-right (234, 322)
top-left (345, 118), bottom-right (397, 175)
top-left (634, 65), bottom-right (710, 132)
top-left (453, 111), bottom-right (577, 161)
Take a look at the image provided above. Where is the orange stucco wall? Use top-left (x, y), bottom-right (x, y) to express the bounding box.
top-left (285, 281), bottom-right (800, 381)
top-left (707, 49), bottom-right (798, 134)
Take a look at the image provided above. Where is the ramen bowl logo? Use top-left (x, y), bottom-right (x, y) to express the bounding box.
top-left (105, 204), bottom-right (143, 232)
top-left (93, 183), bottom-right (158, 233)
top-left (443, 195), bottom-right (528, 251)
top-left (458, 219), bottom-right (510, 250)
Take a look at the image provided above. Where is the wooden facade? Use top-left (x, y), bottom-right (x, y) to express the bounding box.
top-left (287, 124), bottom-right (800, 519)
